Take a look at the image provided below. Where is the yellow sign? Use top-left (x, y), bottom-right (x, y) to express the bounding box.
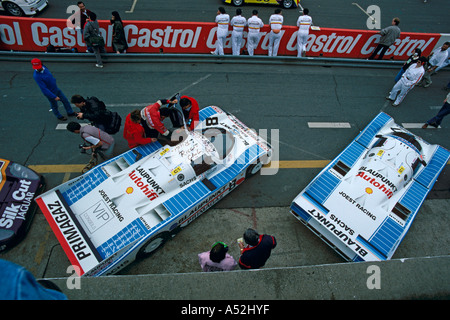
top-left (171, 166), bottom-right (182, 176)
top-left (159, 148), bottom-right (169, 156)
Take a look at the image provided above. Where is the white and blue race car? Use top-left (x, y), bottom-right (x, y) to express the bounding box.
top-left (291, 112), bottom-right (450, 262)
top-left (36, 106), bottom-right (271, 276)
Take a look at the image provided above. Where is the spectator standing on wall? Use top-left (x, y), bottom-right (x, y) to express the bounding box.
top-left (367, 17), bottom-right (401, 60)
top-left (268, 9), bottom-right (283, 57)
top-left (296, 8), bottom-right (312, 57)
top-left (247, 10), bottom-right (264, 56)
top-left (83, 11), bottom-right (106, 68)
top-left (212, 7), bottom-right (230, 55)
top-left (111, 11), bottom-right (128, 54)
top-left (230, 9), bottom-right (246, 56)
top-left (72, 1), bottom-right (91, 33)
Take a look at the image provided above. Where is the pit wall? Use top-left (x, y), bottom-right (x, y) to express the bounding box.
top-left (0, 16), bottom-right (447, 59)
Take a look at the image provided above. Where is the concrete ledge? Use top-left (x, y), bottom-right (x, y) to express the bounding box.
top-left (45, 255), bottom-right (450, 300)
top-left (0, 51), bottom-right (404, 69)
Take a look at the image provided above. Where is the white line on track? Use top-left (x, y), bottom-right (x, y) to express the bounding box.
top-left (351, 2), bottom-right (376, 23)
top-left (401, 123), bottom-right (441, 129)
top-left (126, 0), bottom-right (138, 13)
top-left (171, 74), bottom-right (212, 97)
top-left (308, 122), bottom-right (351, 128)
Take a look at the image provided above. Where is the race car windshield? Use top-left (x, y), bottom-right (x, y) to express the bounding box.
top-left (202, 128), bottom-right (235, 160)
top-left (391, 132), bottom-right (422, 152)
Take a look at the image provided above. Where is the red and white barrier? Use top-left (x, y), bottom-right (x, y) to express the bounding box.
top-left (0, 16), bottom-right (443, 59)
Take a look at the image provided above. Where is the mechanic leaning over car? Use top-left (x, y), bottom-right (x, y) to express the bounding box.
top-left (140, 98), bottom-right (178, 140)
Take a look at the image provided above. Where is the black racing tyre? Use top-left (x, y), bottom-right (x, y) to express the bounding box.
top-left (281, 0), bottom-right (294, 9)
top-left (3, 2), bottom-right (24, 16)
top-left (136, 232), bottom-right (170, 259)
top-left (245, 160), bottom-right (263, 178)
top-left (232, 0), bottom-right (244, 6)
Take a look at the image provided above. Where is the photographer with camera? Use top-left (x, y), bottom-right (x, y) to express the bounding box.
top-left (70, 94), bottom-right (119, 133)
top-left (67, 122), bottom-right (115, 173)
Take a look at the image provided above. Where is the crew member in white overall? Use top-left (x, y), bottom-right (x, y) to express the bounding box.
top-left (296, 8), bottom-right (312, 57)
top-left (268, 9), bottom-right (283, 57)
top-left (387, 56), bottom-right (426, 107)
top-left (247, 10), bottom-right (264, 56)
top-left (212, 7), bottom-right (230, 55)
top-left (230, 9), bottom-right (246, 56)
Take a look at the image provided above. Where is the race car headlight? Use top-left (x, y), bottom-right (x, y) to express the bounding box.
top-left (0, 229), bottom-right (14, 242)
top-left (9, 163), bottom-right (40, 181)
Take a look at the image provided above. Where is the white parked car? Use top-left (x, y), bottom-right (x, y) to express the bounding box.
top-left (291, 112), bottom-right (450, 262)
top-left (1, 0), bottom-right (48, 16)
top-left (36, 105), bottom-right (272, 276)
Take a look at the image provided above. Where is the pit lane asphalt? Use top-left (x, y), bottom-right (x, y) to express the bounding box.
top-left (0, 53), bottom-right (449, 300)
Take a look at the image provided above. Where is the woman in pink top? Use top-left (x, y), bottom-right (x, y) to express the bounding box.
top-left (198, 242), bottom-right (237, 272)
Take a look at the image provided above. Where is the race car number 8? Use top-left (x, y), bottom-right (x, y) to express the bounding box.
top-left (206, 117), bottom-right (218, 126)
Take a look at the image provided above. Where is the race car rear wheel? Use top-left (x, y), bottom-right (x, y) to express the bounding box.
top-left (232, 0), bottom-right (244, 6)
top-left (137, 232), bottom-right (170, 259)
top-left (246, 160), bottom-right (263, 177)
top-left (281, 0), bottom-right (294, 9)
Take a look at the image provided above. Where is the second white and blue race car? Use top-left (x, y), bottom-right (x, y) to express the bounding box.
top-left (291, 112), bottom-right (450, 262)
top-left (36, 106), bottom-right (271, 276)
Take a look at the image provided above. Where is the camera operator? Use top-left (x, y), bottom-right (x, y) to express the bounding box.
top-left (67, 122), bottom-right (115, 172)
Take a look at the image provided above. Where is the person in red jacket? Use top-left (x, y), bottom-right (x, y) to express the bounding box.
top-left (180, 96), bottom-right (200, 131)
top-left (123, 110), bottom-right (156, 148)
top-left (140, 98), bottom-right (176, 138)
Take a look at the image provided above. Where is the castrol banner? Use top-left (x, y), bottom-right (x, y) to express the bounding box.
top-left (0, 16), bottom-right (441, 59)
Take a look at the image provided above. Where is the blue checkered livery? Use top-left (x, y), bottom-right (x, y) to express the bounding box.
top-left (62, 142), bottom-right (162, 206)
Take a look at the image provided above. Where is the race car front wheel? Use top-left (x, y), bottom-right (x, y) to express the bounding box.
top-left (137, 232), bottom-right (170, 259)
top-left (281, 0), bottom-right (294, 9)
top-left (3, 2), bottom-right (24, 16)
top-left (232, 0), bottom-right (244, 6)
top-left (246, 161), bottom-right (263, 177)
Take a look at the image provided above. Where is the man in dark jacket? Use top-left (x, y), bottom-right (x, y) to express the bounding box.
top-left (71, 94), bottom-right (112, 132)
top-left (238, 228), bottom-right (277, 269)
top-left (83, 11), bottom-right (105, 68)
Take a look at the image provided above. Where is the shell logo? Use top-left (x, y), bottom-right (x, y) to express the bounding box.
top-left (126, 187), bottom-right (134, 194)
top-left (365, 187), bottom-right (373, 194)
